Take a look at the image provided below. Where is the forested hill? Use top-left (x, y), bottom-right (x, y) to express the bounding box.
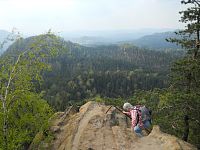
top-left (132, 32), bottom-right (180, 50)
top-left (2, 35), bottom-right (183, 110)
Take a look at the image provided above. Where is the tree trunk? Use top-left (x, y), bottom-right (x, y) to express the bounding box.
top-left (195, 8), bottom-right (200, 59)
top-left (182, 115), bottom-right (189, 142)
top-left (0, 95), bottom-right (8, 150)
top-left (3, 113), bottom-right (8, 150)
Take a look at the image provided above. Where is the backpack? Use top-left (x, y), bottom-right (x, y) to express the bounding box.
top-left (134, 105), bottom-right (152, 123)
top-left (140, 106), bottom-right (151, 122)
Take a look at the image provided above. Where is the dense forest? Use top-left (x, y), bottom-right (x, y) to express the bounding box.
top-left (3, 37), bottom-right (183, 110)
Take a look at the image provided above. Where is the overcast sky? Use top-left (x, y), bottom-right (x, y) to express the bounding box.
top-left (0, 0), bottom-right (185, 34)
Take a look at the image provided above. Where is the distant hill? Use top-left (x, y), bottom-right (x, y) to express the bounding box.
top-left (0, 30), bottom-right (11, 55)
top-left (60, 31), bottom-right (180, 50)
top-left (0, 30), bottom-right (11, 40)
top-left (60, 29), bottom-right (176, 47)
top-left (71, 36), bottom-right (109, 46)
top-left (132, 32), bottom-right (180, 50)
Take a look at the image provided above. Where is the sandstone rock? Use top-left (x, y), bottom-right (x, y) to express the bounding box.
top-left (30, 101), bottom-right (197, 150)
top-left (50, 126), bottom-right (60, 133)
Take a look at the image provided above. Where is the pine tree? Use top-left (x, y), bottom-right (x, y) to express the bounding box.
top-left (166, 0), bottom-right (200, 146)
top-left (167, 0), bottom-right (200, 92)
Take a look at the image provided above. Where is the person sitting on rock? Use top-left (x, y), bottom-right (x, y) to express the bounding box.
top-left (122, 102), bottom-right (151, 137)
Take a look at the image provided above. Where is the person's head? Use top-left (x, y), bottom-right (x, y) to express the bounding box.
top-left (123, 102), bottom-right (133, 111)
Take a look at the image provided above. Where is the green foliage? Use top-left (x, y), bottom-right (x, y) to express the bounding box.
top-left (170, 57), bottom-right (200, 93)
top-left (156, 90), bottom-right (200, 148)
top-left (0, 33), bottom-right (66, 149)
top-left (1, 93), bottom-right (53, 150)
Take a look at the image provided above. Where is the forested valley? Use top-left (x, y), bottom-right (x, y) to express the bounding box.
top-left (3, 36), bottom-right (183, 111)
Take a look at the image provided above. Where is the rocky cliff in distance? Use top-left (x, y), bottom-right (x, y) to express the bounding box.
top-left (30, 101), bottom-right (197, 150)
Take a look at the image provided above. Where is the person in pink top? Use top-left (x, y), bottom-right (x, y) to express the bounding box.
top-left (122, 102), bottom-right (151, 137)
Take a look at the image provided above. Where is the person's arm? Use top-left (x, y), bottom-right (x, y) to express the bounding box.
top-left (123, 111), bottom-right (130, 115)
top-left (123, 111), bottom-right (131, 116)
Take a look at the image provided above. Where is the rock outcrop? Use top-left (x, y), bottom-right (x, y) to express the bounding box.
top-left (30, 101), bottom-right (197, 150)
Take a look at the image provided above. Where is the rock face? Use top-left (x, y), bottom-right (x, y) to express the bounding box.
top-left (30, 101), bottom-right (197, 150)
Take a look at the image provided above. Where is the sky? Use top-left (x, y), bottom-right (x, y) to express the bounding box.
top-left (0, 0), bottom-right (185, 35)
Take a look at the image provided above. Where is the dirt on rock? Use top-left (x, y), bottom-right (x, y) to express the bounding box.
top-left (30, 101), bottom-right (197, 150)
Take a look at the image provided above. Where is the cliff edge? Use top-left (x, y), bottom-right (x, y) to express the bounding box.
top-left (29, 101), bottom-right (197, 150)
